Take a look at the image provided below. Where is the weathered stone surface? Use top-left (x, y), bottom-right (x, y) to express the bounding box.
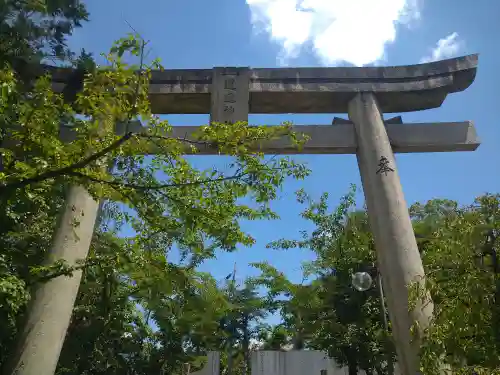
top-left (210, 67), bottom-right (250, 123)
top-left (6, 120), bottom-right (479, 155)
top-left (45, 54), bottom-right (477, 114)
top-left (348, 92), bottom-right (432, 375)
top-left (6, 185), bottom-right (100, 375)
top-left (135, 121), bottom-right (479, 155)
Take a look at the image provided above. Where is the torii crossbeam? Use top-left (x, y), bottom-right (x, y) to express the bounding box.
top-left (15, 55), bottom-right (479, 375)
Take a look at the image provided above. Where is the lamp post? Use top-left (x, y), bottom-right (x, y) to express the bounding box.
top-left (474, 230), bottom-right (500, 347)
top-left (352, 270), bottom-right (395, 375)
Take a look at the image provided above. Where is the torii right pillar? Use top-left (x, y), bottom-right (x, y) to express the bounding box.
top-left (349, 93), bottom-right (430, 374)
top-left (346, 55), bottom-right (479, 375)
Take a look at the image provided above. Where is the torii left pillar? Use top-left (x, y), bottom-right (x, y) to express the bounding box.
top-left (4, 122), bottom-right (139, 375)
top-left (6, 185), bottom-right (99, 375)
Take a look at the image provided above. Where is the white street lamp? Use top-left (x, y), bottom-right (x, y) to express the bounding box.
top-left (352, 270), bottom-right (394, 375)
top-left (351, 271), bottom-right (373, 292)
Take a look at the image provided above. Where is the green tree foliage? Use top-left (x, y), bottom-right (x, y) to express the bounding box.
top-left (411, 195), bottom-right (500, 374)
top-left (265, 188), bottom-right (500, 375)
top-left (1, 3), bottom-right (499, 374)
top-left (38, 223), bottom-right (231, 375)
top-left (265, 186), bottom-right (393, 375)
top-left (0, 2), bottom-right (89, 362)
top-left (256, 324), bottom-right (290, 351)
top-left (0, 0), bottom-right (89, 79)
top-left (0, 28), bottom-right (309, 375)
top-left (250, 261), bottom-right (321, 351)
top-left (0, 33), bottom-right (309, 251)
top-left (219, 280), bottom-right (269, 375)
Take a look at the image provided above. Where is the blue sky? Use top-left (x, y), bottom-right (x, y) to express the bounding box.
top-left (68, 0), bottom-right (499, 289)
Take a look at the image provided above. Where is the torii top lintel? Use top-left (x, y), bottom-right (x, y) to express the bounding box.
top-left (48, 54), bottom-right (478, 114)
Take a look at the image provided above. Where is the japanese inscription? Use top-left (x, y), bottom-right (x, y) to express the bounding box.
top-left (376, 156), bottom-right (395, 176)
top-left (223, 91), bottom-right (236, 103)
top-left (224, 77), bottom-right (236, 90)
top-left (210, 67), bottom-right (249, 124)
top-left (222, 74), bottom-right (237, 118)
top-left (224, 104), bottom-right (235, 114)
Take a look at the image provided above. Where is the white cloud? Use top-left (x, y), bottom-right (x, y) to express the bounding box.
top-left (246, 0), bottom-right (421, 66)
top-left (419, 32), bottom-right (464, 63)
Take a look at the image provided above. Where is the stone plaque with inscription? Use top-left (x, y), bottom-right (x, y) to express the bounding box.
top-left (210, 67), bottom-right (250, 124)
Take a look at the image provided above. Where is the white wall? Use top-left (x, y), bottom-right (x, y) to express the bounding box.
top-left (193, 350), bottom-right (401, 375)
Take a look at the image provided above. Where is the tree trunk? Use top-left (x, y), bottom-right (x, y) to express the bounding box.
top-left (5, 185), bottom-right (100, 375)
top-left (293, 311), bottom-right (304, 350)
top-left (242, 317), bottom-right (250, 375)
top-left (346, 348), bottom-right (358, 375)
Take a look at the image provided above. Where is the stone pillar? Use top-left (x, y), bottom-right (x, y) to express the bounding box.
top-left (347, 92), bottom-right (434, 375)
top-left (7, 185), bottom-right (100, 375)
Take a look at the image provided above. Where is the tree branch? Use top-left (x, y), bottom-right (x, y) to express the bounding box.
top-left (140, 133), bottom-right (217, 148)
top-left (66, 168), bottom-right (256, 190)
top-left (0, 131), bottom-right (135, 193)
top-left (64, 153), bottom-right (285, 191)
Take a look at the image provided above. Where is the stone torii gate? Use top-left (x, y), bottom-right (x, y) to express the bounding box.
top-left (12, 55), bottom-right (479, 375)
